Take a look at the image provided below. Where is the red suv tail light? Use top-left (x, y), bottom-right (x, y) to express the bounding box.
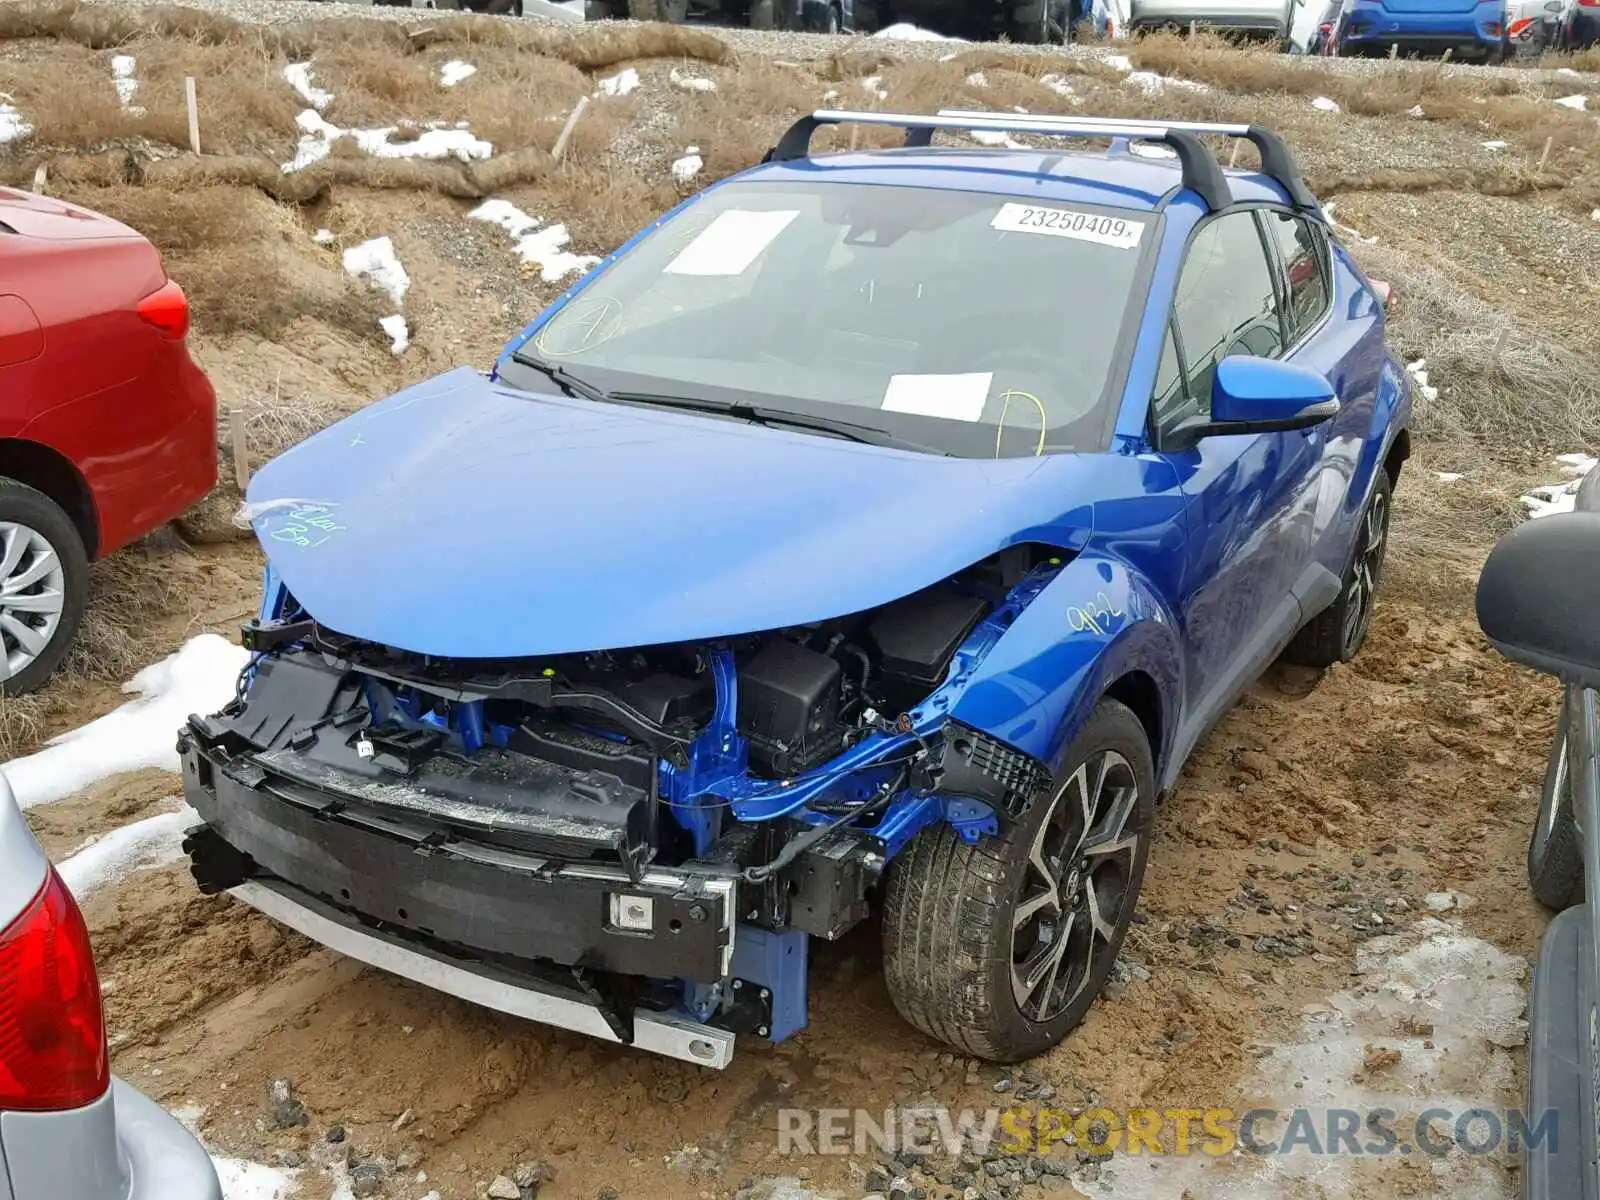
top-left (0, 868), bottom-right (109, 1112)
top-left (136, 278), bottom-right (191, 340)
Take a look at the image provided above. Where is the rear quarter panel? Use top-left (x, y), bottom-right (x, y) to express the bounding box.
top-left (0, 234), bottom-right (217, 555)
top-left (0, 775), bottom-right (47, 929)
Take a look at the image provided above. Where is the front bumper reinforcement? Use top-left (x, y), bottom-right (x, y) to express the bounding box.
top-left (230, 878), bottom-right (737, 1068)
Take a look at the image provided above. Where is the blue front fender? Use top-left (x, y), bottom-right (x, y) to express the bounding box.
top-left (948, 555), bottom-right (1183, 777)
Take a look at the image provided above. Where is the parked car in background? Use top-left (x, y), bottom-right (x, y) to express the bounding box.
top-left (1124, 0), bottom-right (1303, 42)
top-left (1308, 0), bottom-right (1351, 48)
top-left (0, 774), bottom-right (222, 1200)
top-left (1334, 0), bottom-right (1507, 58)
top-left (1563, 0), bottom-right (1599, 45)
top-left (1506, 0), bottom-right (1568, 51)
top-left (0, 189), bottom-right (216, 695)
top-left (583, 0), bottom-right (857, 30)
top-left (1476, 463), bottom-right (1600, 1200)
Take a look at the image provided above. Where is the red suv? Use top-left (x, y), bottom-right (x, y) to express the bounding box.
top-left (0, 189), bottom-right (217, 693)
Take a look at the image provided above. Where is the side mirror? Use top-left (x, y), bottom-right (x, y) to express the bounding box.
top-left (1477, 512), bottom-right (1600, 689)
top-left (1163, 356), bottom-right (1339, 448)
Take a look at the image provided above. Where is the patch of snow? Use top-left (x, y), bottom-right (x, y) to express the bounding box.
top-left (1482, 139), bottom-right (1507, 150)
top-left (1405, 358), bottom-right (1438, 405)
top-left (1406, 104), bottom-right (1424, 118)
top-left (1435, 471), bottom-right (1463, 483)
top-left (597, 67), bottom-right (640, 97)
top-left (313, 227), bottom-right (336, 245)
top-left (0, 93), bottom-right (30, 144)
top-left (1038, 73), bottom-right (1075, 98)
top-left (1125, 70), bottom-right (1208, 94)
top-left (1592, 209), bottom-right (1600, 223)
top-left (342, 236), bottom-right (409, 309)
top-left (468, 199), bottom-right (599, 282)
top-left (822, 87), bottom-right (839, 102)
top-left (173, 1106), bottom-right (299, 1200)
top-left (670, 145), bottom-right (703, 183)
top-left (379, 313), bottom-right (410, 355)
top-left (282, 62), bottom-right (331, 111)
top-left (111, 55), bottom-right (143, 114)
top-left (1129, 141), bottom-right (1178, 160)
top-left (1311, 95), bottom-right (1341, 113)
top-left (860, 74), bottom-right (889, 101)
top-left (1558, 65), bottom-right (1579, 75)
top-left (969, 129), bottom-right (1026, 150)
top-left (1084, 919), bottom-right (1525, 1199)
top-left (669, 68), bottom-right (716, 93)
top-left (283, 110), bottom-right (491, 174)
top-left (1103, 53), bottom-right (1133, 71)
top-left (1, 635), bottom-right (248, 810)
top-left (1323, 200), bottom-right (1378, 247)
top-left (871, 20), bottom-right (964, 39)
top-left (1554, 93), bottom-right (1588, 110)
top-left (1521, 453), bottom-right (1597, 519)
top-left (965, 71), bottom-right (988, 87)
top-left (439, 60), bottom-right (477, 88)
top-left (58, 806), bottom-right (197, 900)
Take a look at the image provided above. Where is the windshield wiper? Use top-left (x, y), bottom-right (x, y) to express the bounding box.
top-left (608, 392), bottom-right (952, 456)
top-left (510, 350), bottom-right (612, 405)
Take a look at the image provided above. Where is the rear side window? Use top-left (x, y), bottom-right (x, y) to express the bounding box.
top-left (1262, 210), bottom-right (1331, 346)
top-left (1169, 212), bottom-right (1282, 412)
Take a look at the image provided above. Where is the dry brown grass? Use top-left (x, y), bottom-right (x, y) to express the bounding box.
top-left (0, 545), bottom-right (193, 758)
top-left (1360, 242), bottom-right (1600, 459)
top-left (1128, 30), bottom-right (1600, 166)
top-left (52, 185), bottom-right (388, 339)
top-left (531, 166), bottom-right (679, 251)
top-left (0, 0), bottom-right (732, 66)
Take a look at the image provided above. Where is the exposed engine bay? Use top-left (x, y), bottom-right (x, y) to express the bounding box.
top-left (179, 544), bottom-right (1063, 1052)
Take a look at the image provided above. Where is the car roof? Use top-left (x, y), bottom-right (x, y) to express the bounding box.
top-left (739, 145), bottom-right (1294, 212)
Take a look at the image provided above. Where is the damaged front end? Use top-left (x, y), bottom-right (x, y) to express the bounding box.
top-left (179, 546), bottom-right (1063, 1065)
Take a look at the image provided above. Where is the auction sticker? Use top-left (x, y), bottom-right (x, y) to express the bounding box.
top-left (990, 203), bottom-right (1145, 250)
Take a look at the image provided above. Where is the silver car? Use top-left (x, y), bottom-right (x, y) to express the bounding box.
top-left (1477, 464), bottom-right (1600, 1200)
top-left (0, 774), bottom-right (221, 1200)
top-left (1125, 0), bottom-right (1303, 42)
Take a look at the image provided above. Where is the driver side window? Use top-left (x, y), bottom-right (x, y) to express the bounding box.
top-left (1165, 212), bottom-right (1284, 419)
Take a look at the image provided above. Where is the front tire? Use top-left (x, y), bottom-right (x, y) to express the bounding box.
top-left (0, 480), bottom-right (88, 696)
top-left (1284, 466), bottom-right (1392, 668)
top-left (1529, 694), bottom-right (1583, 911)
top-left (882, 700), bottom-right (1155, 1062)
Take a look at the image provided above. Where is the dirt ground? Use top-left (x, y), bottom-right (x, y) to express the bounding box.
top-left (3, 3), bottom-right (1597, 1198)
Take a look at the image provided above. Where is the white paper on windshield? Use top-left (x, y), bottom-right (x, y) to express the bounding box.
top-left (881, 373), bottom-right (993, 423)
top-left (990, 203), bottom-right (1145, 250)
top-left (663, 209), bottom-right (800, 276)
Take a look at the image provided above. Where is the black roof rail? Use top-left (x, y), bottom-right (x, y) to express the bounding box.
top-left (765, 109), bottom-right (1232, 212)
top-left (936, 110), bottom-right (1318, 211)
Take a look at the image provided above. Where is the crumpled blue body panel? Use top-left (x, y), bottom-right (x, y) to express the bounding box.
top-left (242, 366), bottom-right (1144, 660)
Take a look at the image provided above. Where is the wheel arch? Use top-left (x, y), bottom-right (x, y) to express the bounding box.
top-left (1383, 426), bottom-right (1411, 487)
top-left (1103, 668), bottom-right (1164, 781)
top-left (0, 438), bottom-right (100, 558)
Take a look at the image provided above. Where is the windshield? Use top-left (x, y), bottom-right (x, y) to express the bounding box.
top-left (504, 179), bottom-right (1156, 458)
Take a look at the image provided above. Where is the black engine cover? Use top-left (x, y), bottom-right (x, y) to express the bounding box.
top-left (867, 589), bottom-right (990, 712)
top-left (737, 640), bottom-right (843, 776)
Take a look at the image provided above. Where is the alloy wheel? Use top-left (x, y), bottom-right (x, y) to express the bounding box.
top-left (1341, 489), bottom-right (1389, 656)
top-left (0, 522), bottom-right (67, 684)
top-left (1010, 750), bottom-right (1146, 1022)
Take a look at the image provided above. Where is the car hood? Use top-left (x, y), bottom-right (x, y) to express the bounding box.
top-left (245, 367), bottom-right (1110, 659)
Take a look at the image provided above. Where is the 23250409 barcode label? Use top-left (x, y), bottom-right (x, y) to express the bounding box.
top-left (990, 203), bottom-right (1146, 250)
